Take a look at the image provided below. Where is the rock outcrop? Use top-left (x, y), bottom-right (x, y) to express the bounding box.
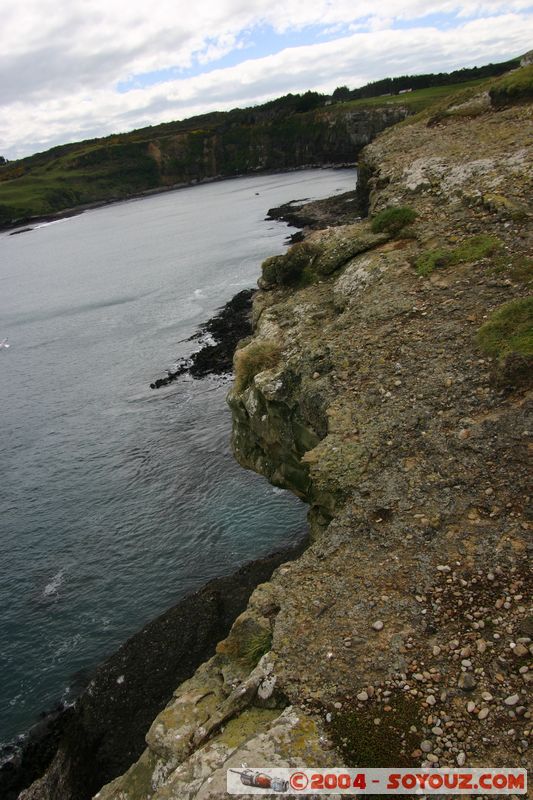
top-left (88, 69), bottom-right (531, 799)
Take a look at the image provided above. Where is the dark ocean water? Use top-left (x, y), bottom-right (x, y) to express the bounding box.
top-left (0, 168), bottom-right (356, 746)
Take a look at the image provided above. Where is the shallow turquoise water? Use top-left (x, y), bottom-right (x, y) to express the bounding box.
top-left (0, 168), bottom-right (356, 744)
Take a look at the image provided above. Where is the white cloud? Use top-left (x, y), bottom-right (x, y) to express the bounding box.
top-left (0, 1), bottom-right (531, 158)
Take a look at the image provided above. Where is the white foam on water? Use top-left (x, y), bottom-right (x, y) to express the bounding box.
top-left (43, 569), bottom-right (65, 598)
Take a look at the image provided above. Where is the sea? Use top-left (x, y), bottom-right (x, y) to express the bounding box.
top-left (0, 167), bottom-right (357, 748)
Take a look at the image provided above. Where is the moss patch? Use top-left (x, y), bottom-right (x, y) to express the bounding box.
top-left (234, 341), bottom-right (281, 392)
top-left (328, 692), bottom-right (421, 769)
top-left (476, 297), bottom-right (533, 360)
top-left (370, 206), bottom-right (417, 236)
top-left (415, 234), bottom-right (502, 276)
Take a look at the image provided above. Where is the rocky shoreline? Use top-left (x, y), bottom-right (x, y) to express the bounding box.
top-left (1, 542), bottom-right (307, 800)
top-left (149, 289), bottom-right (255, 390)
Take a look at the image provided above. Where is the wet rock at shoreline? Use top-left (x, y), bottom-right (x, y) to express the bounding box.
top-left (149, 289), bottom-right (255, 389)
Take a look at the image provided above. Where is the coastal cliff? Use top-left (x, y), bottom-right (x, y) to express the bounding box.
top-left (84, 66), bottom-right (533, 799)
top-left (22, 66), bottom-right (533, 800)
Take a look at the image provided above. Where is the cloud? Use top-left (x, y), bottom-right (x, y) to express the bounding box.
top-left (0, 1), bottom-right (531, 158)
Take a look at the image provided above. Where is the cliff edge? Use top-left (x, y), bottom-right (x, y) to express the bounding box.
top-left (90, 68), bottom-right (532, 800)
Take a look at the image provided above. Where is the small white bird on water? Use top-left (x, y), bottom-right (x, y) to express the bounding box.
top-left (0, 338), bottom-right (10, 350)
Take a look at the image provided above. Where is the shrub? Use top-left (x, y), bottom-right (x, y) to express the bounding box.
top-left (261, 255), bottom-right (282, 285)
top-left (261, 241), bottom-right (318, 287)
top-left (370, 206), bottom-right (417, 236)
top-left (234, 340), bottom-right (281, 392)
top-left (416, 234), bottom-right (501, 276)
top-left (476, 297), bottom-right (533, 361)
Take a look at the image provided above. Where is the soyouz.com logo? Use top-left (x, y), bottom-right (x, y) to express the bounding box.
top-left (227, 767), bottom-right (527, 794)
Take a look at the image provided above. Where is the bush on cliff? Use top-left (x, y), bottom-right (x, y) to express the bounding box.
top-left (234, 340), bottom-right (281, 392)
top-left (370, 206), bottom-right (417, 236)
top-left (261, 241), bottom-right (318, 287)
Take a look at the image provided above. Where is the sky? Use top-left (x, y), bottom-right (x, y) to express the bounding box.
top-left (1, 1), bottom-right (532, 160)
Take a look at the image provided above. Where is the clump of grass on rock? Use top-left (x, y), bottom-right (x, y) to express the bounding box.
top-left (416, 234), bottom-right (501, 276)
top-left (477, 297), bottom-right (533, 388)
top-left (370, 206), bottom-right (417, 236)
top-left (477, 296), bottom-right (533, 359)
top-left (234, 340), bottom-right (281, 392)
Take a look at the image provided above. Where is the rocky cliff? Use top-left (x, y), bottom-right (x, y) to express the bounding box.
top-left (24, 67), bottom-right (533, 800)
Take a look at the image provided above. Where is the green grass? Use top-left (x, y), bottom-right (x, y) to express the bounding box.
top-left (233, 340), bottom-right (281, 392)
top-left (490, 65), bottom-right (533, 107)
top-left (239, 629), bottom-right (273, 669)
top-left (370, 206), bottom-right (417, 236)
top-left (415, 235), bottom-right (502, 276)
top-left (476, 297), bottom-right (533, 360)
top-left (335, 78), bottom-right (491, 114)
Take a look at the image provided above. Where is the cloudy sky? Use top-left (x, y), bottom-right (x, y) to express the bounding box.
top-left (1, 0), bottom-right (532, 160)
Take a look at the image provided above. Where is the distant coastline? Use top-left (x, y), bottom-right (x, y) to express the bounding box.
top-left (0, 162), bottom-right (356, 235)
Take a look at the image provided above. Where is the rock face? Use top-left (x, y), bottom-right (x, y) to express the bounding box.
top-left (78, 71), bottom-right (533, 798)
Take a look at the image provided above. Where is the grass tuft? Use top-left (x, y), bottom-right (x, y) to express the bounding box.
top-left (240, 629), bottom-right (273, 669)
top-left (476, 297), bottom-right (533, 361)
top-left (233, 340), bottom-right (281, 392)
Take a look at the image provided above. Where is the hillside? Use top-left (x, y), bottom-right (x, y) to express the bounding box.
top-left (0, 60), bottom-right (517, 229)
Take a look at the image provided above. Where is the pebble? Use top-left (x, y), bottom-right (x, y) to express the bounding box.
top-left (333, 702), bottom-right (343, 710)
top-left (427, 753), bottom-right (439, 763)
top-left (482, 692), bottom-right (493, 701)
top-left (432, 645), bottom-right (441, 656)
top-left (467, 701), bottom-right (476, 713)
top-left (457, 751), bottom-right (466, 766)
top-left (504, 694), bottom-right (520, 706)
top-left (458, 672), bottom-right (476, 691)
top-left (513, 644), bottom-right (528, 657)
top-left (432, 726), bottom-right (444, 736)
top-left (357, 691), bottom-right (369, 702)
top-left (478, 708), bottom-right (490, 720)
top-left (426, 695), bottom-right (436, 706)
top-left (420, 740), bottom-right (433, 753)
top-left (372, 620), bottom-right (384, 631)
